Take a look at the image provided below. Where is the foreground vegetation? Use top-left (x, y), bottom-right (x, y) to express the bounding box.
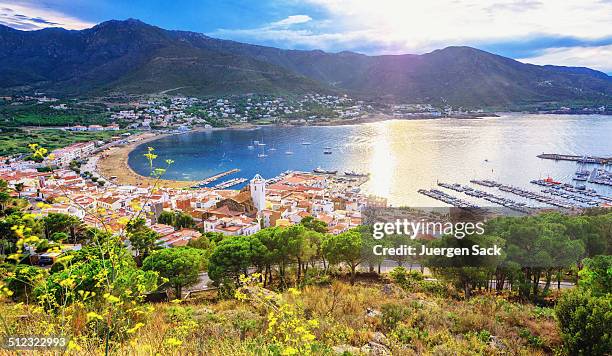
top-left (1, 275), bottom-right (568, 355)
top-left (0, 147), bottom-right (610, 355)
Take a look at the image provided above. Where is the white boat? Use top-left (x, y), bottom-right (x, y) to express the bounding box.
top-left (301, 141), bottom-right (312, 145)
top-left (344, 170), bottom-right (369, 177)
top-left (313, 167), bottom-right (337, 174)
top-left (258, 144), bottom-right (267, 158)
top-left (247, 145), bottom-right (254, 150)
top-left (285, 151), bottom-right (294, 155)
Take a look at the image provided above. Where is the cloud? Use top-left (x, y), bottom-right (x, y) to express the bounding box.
top-left (0, 1), bottom-right (93, 30)
top-left (211, 0), bottom-right (612, 64)
top-left (270, 15), bottom-right (312, 27)
top-left (519, 45), bottom-right (612, 73)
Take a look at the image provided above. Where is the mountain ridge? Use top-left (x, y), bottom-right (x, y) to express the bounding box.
top-left (0, 19), bottom-right (610, 107)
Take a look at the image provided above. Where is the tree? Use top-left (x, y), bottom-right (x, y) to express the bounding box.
top-left (157, 210), bottom-right (195, 229)
top-left (6, 264), bottom-right (48, 302)
top-left (555, 289), bottom-right (611, 355)
top-left (208, 236), bottom-right (267, 286)
top-left (174, 212), bottom-right (195, 229)
top-left (253, 227), bottom-right (283, 286)
top-left (187, 234), bottom-right (211, 250)
top-left (579, 255), bottom-right (612, 296)
top-left (142, 247), bottom-right (205, 299)
top-left (300, 216), bottom-right (328, 233)
top-left (126, 218), bottom-right (159, 263)
top-left (0, 179), bottom-right (10, 207)
top-left (282, 225), bottom-right (318, 283)
top-left (43, 213), bottom-right (83, 243)
top-left (14, 183), bottom-right (24, 199)
top-left (157, 211), bottom-right (175, 226)
top-left (323, 229), bottom-right (363, 285)
top-left (425, 233), bottom-right (504, 299)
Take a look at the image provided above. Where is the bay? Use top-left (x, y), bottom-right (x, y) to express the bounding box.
top-left (128, 113), bottom-right (612, 206)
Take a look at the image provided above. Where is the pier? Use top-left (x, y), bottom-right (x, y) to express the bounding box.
top-left (537, 153), bottom-right (612, 165)
top-left (588, 168), bottom-right (612, 187)
top-left (213, 177), bottom-right (248, 189)
top-left (437, 182), bottom-right (530, 213)
top-left (192, 168), bottom-right (240, 188)
top-left (417, 188), bottom-right (480, 209)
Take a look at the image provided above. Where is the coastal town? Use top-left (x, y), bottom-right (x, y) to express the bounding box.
top-left (1, 92), bottom-right (611, 258)
top-left (0, 7), bottom-right (611, 355)
top-left (0, 126), bottom-right (382, 255)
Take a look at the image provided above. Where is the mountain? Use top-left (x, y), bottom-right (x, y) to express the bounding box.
top-left (1, 19), bottom-right (611, 107)
top-left (0, 19), bottom-right (325, 96)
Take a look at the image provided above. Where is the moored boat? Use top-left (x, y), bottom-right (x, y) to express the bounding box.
top-left (313, 167), bottom-right (337, 174)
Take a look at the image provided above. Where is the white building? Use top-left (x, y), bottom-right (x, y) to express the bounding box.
top-left (250, 174), bottom-right (266, 214)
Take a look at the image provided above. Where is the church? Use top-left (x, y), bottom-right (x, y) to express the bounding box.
top-left (212, 174), bottom-right (266, 218)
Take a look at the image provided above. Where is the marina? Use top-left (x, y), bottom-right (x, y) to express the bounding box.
top-left (436, 182), bottom-right (530, 213)
top-left (192, 168), bottom-right (240, 188)
top-left (588, 168), bottom-right (612, 187)
top-left (537, 153), bottom-right (612, 165)
top-left (472, 179), bottom-right (612, 209)
top-left (212, 177), bottom-right (248, 189)
top-left (417, 188), bottom-right (480, 208)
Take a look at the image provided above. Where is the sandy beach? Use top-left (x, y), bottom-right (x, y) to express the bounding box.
top-left (96, 132), bottom-right (198, 189)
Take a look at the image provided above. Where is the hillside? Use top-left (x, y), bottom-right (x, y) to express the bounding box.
top-left (0, 19), bottom-right (325, 97)
top-left (1, 19), bottom-right (611, 106)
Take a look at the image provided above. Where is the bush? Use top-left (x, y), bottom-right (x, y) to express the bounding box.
top-left (391, 324), bottom-right (429, 345)
top-left (555, 289), bottom-right (611, 355)
top-left (381, 303), bottom-right (410, 331)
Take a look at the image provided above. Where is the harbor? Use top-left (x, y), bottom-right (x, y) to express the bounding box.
top-left (212, 177), bottom-right (248, 189)
top-left (418, 175), bottom-right (612, 212)
top-left (417, 189), bottom-right (479, 209)
top-left (436, 182), bottom-right (530, 213)
top-left (124, 115), bottom-right (612, 206)
top-left (192, 168), bottom-right (241, 188)
top-left (537, 153), bottom-right (612, 165)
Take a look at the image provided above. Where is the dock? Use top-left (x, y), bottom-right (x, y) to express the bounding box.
top-left (537, 153), bottom-right (612, 165)
top-left (588, 168), bottom-right (612, 187)
top-left (438, 182), bottom-right (530, 213)
top-left (192, 168), bottom-right (240, 188)
top-left (417, 188), bottom-right (480, 209)
top-left (213, 177), bottom-right (248, 189)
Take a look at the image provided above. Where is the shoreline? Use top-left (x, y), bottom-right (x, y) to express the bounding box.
top-left (94, 111), bottom-right (604, 188)
top-left (96, 131), bottom-right (198, 189)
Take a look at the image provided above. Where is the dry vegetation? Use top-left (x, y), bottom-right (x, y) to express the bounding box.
top-left (1, 276), bottom-right (562, 355)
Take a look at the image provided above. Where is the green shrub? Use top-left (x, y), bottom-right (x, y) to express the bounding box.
top-left (381, 303), bottom-right (410, 331)
top-left (391, 324), bottom-right (428, 345)
top-left (519, 328), bottom-right (544, 348)
top-left (555, 289), bottom-right (611, 355)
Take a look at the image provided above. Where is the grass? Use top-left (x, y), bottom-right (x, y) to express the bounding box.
top-left (0, 129), bottom-right (132, 156)
top-left (0, 277), bottom-right (562, 355)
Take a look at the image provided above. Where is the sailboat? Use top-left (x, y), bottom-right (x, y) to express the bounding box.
top-left (258, 144), bottom-right (268, 158)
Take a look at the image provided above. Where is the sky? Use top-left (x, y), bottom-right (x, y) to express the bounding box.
top-left (1, 0), bottom-right (611, 73)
